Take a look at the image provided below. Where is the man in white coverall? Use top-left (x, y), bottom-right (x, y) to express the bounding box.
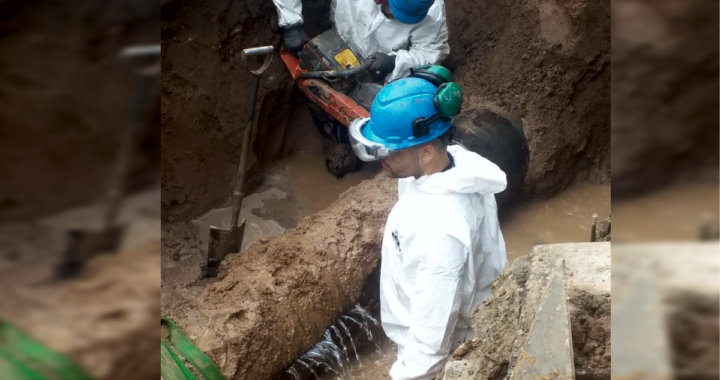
top-left (271, 0), bottom-right (450, 82)
top-left (348, 66), bottom-right (508, 379)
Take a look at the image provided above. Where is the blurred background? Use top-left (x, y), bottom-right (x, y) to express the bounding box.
top-left (0, 0), bottom-right (160, 379)
top-left (611, 0), bottom-right (718, 379)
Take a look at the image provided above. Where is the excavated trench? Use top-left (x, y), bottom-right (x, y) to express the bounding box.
top-left (161, 105), bottom-right (611, 380)
top-left (160, 0), bottom-right (612, 378)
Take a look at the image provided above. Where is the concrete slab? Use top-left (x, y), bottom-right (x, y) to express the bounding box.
top-left (611, 260), bottom-right (673, 380)
top-left (510, 259), bottom-right (574, 380)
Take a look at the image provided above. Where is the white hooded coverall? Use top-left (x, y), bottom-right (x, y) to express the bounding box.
top-left (381, 145), bottom-right (508, 380)
top-left (271, 0), bottom-right (450, 82)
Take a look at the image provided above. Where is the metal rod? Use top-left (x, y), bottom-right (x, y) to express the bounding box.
top-left (121, 45), bottom-right (161, 58)
top-left (242, 46), bottom-right (275, 57)
top-left (230, 74), bottom-right (260, 228)
top-left (590, 213), bottom-right (598, 242)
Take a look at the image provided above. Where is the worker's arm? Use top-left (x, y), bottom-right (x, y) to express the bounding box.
top-left (389, 232), bottom-right (469, 380)
top-left (387, 3), bottom-right (450, 82)
top-left (272, 0), bottom-right (303, 28)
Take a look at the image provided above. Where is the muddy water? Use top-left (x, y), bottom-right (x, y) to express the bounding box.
top-left (612, 175), bottom-right (719, 242)
top-left (501, 184), bottom-right (611, 261)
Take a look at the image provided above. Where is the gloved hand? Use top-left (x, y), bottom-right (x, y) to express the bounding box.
top-left (282, 23), bottom-right (309, 52)
top-left (368, 52), bottom-right (396, 80)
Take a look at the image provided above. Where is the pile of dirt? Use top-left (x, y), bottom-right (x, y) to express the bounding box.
top-left (611, 0), bottom-right (719, 197)
top-left (445, 0), bottom-right (610, 196)
top-left (0, 0), bottom-right (160, 222)
top-left (162, 175), bottom-right (396, 380)
top-left (444, 243), bottom-right (610, 380)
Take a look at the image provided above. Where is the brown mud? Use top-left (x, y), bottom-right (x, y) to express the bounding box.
top-left (162, 176), bottom-right (396, 380)
top-left (161, 0), bottom-right (612, 222)
top-left (161, 131), bottom-right (610, 380)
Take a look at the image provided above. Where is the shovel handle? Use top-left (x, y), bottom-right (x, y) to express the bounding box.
top-left (230, 74), bottom-right (259, 228)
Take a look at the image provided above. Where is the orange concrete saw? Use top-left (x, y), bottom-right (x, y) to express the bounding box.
top-left (278, 28), bottom-right (382, 128)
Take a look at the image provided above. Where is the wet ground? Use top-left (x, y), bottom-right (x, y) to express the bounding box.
top-left (188, 117), bottom-right (611, 379)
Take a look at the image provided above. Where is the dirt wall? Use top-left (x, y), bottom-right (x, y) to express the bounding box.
top-left (445, 0), bottom-right (610, 197)
top-left (161, 0), bottom-right (611, 222)
top-left (611, 0), bottom-right (719, 197)
top-left (160, 0), bottom-right (336, 222)
top-left (0, 0), bottom-right (160, 222)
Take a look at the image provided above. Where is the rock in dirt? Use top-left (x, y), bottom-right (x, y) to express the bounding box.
top-left (162, 175), bottom-right (397, 380)
top-left (443, 243), bottom-right (610, 380)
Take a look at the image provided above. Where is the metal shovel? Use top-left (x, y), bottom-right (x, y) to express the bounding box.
top-left (202, 46), bottom-right (274, 278)
top-left (55, 45), bottom-right (160, 279)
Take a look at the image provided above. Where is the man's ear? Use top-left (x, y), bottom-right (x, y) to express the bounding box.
top-left (419, 143), bottom-right (436, 165)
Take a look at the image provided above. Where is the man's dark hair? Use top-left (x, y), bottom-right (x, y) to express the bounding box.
top-left (427, 126), bottom-right (455, 151)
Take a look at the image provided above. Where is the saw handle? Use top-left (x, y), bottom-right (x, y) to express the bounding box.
top-left (298, 56), bottom-right (377, 80)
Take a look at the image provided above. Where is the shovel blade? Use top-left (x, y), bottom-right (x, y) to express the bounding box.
top-left (56, 225), bottom-right (126, 278)
top-left (203, 220), bottom-right (246, 278)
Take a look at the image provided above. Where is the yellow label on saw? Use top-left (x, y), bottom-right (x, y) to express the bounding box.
top-left (334, 49), bottom-right (360, 69)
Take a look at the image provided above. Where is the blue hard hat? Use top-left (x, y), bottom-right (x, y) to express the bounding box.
top-left (388, 0), bottom-right (435, 24)
top-left (362, 77), bottom-right (453, 150)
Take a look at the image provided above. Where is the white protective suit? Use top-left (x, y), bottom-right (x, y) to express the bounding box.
top-left (381, 145), bottom-right (509, 380)
top-left (272, 0), bottom-right (450, 82)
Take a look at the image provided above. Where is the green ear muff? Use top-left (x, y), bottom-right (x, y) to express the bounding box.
top-left (412, 81), bottom-right (464, 139)
top-left (436, 82), bottom-right (463, 118)
top-left (409, 65), bottom-right (452, 87)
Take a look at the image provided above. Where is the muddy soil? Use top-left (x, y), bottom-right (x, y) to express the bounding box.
top-left (444, 244), bottom-right (610, 380)
top-left (611, 0), bottom-right (719, 197)
top-left (161, 0), bottom-right (293, 222)
top-left (161, 0), bottom-right (611, 223)
top-left (162, 175), bottom-right (396, 380)
top-left (445, 0), bottom-right (610, 197)
top-left (161, 128), bottom-right (610, 380)
top-left (0, 0), bottom-right (160, 222)
top-left (0, 188), bottom-right (161, 380)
